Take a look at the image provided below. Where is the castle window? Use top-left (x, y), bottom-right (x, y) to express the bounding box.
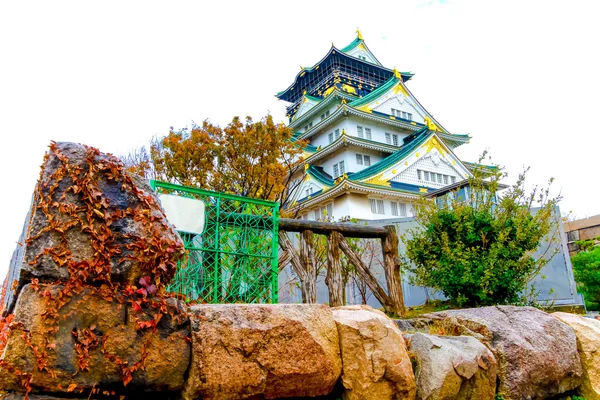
top-left (314, 209), bottom-right (321, 220)
top-left (321, 113), bottom-right (326, 121)
top-left (424, 171), bottom-right (430, 181)
top-left (333, 161), bottom-right (345, 178)
top-left (399, 203), bottom-right (407, 217)
top-left (356, 154), bottom-right (363, 165)
top-left (393, 134), bottom-right (399, 146)
top-left (417, 169), bottom-right (422, 180)
top-left (335, 129), bottom-right (340, 139)
top-left (365, 128), bottom-right (372, 140)
top-left (328, 132), bottom-right (334, 143)
top-left (369, 199), bottom-right (385, 214)
top-left (364, 155), bottom-right (371, 166)
top-left (357, 126), bottom-right (364, 138)
top-left (377, 199), bottom-right (385, 214)
top-left (444, 175), bottom-right (449, 185)
top-left (326, 110), bottom-right (330, 117)
top-left (451, 176), bottom-right (456, 184)
top-left (391, 201), bottom-right (398, 216)
top-left (385, 132), bottom-right (391, 144)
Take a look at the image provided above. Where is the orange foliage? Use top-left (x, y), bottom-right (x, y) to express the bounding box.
top-left (125, 115), bottom-right (307, 203)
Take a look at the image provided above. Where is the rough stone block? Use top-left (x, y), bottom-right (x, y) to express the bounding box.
top-left (553, 312), bottom-right (600, 400)
top-left (406, 333), bottom-right (497, 400)
top-left (333, 305), bottom-right (416, 400)
top-left (3, 142), bottom-right (184, 316)
top-left (0, 284), bottom-right (190, 394)
top-left (184, 304), bottom-right (342, 400)
top-left (422, 306), bottom-right (583, 400)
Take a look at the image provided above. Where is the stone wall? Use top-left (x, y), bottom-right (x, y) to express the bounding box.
top-left (2, 142), bottom-right (600, 399)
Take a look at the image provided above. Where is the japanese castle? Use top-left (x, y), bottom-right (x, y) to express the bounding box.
top-left (278, 30), bottom-right (474, 221)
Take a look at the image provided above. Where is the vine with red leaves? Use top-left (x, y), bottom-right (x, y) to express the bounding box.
top-left (0, 142), bottom-right (187, 399)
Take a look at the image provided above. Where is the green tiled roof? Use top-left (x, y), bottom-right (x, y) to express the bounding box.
top-left (340, 38), bottom-right (362, 53)
top-left (307, 166), bottom-right (335, 186)
top-left (349, 76), bottom-right (400, 107)
top-left (350, 127), bottom-right (430, 180)
top-left (463, 161), bottom-right (500, 171)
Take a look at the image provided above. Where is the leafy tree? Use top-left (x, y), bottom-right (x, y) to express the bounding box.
top-left (571, 240), bottom-right (600, 310)
top-left (403, 156), bottom-right (560, 307)
top-left (123, 115), bottom-right (306, 203)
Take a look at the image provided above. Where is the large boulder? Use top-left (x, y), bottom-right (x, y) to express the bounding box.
top-left (3, 142), bottom-right (184, 315)
top-left (332, 305), bottom-right (416, 400)
top-left (183, 304), bottom-right (342, 400)
top-left (406, 333), bottom-right (497, 400)
top-left (422, 306), bottom-right (583, 400)
top-left (553, 312), bottom-right (600, 400)
top-left (0, 283), bottom-right (190, 394)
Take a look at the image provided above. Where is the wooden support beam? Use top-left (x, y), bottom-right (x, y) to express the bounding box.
top-left (325, 231), bottom-right (344, 307)
top-left (299, 230), bottom-right (317, 304)
top-left (278, 231), bottom-right (305, 282)
top-left (279, 218), bottom-right (388, 239)
top-left (278, 250), bottom-right (291, 273)
top-left (338, 234), bottom-right (393, 312)
top-left (382, 226), bottom-right (406, 317)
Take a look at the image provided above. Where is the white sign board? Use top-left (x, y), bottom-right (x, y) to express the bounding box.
top-left (158, 194), bottom-right (206, 235)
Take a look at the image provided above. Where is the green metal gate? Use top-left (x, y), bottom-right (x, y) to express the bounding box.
top-left (150, 180), bottom-right (280, 304)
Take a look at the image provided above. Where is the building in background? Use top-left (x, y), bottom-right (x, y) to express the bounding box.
top-left (278, 30), bottom-right (476, 221)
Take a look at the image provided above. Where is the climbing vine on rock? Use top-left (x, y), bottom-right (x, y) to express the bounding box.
top-left (0, 142), bottom-right (188, 398)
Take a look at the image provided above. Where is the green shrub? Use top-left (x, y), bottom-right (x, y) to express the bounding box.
top-left (403, 157), bottom-right (559, 307)
top-left (572, 244), bottom-right (600, 310)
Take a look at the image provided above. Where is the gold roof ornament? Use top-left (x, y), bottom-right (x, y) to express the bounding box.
top-left (356, 28), bottom-right (363, 40)
top-left (393, 67), bottom-right (402, 79)
top-left (424, 116), bottom-right (441, 132)
top-left (341, 128), bottom-right (347, 135)
top-left (304, 163), bottom-right (310, 171)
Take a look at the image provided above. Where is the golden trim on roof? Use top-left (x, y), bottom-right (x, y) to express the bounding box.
top-left (365, 173), bottom-right (391, 187)
top-left (425, 137), bottom-right (446, 156)
top-left (341, 84), bottom-right (357, 94)
top-left (393, 83), bottom-right (409, 97)
top-left (357, 104), bottom-right (372, 113)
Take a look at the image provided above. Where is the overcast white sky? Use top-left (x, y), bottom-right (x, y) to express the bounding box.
top-left (1, 0), bottom-right (599, 279)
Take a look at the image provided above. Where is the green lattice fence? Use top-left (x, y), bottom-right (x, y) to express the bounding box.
top-left (150, 180), bottom-right (279, 304)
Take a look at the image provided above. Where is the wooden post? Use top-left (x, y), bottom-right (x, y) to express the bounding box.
top-left (338, 234), bottom-right (393, 312)
top-left (382, 225), bottom-right (405, 317)
top-left (278, 250), bottom-right (291, 273)
top-left (325, 231), bottom-right (344, 307)
top-left (299, 230), bottom-right (317, 304)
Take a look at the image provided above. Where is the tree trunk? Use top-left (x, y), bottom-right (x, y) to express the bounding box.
top-left (325, 231), bottom-right (344, 307)
top-left (338, 234), bottom-right (393, 312)
top-left (299, 230), bottom-right (317, 303)
top-left (382, 226), bottom-right (406, 317)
